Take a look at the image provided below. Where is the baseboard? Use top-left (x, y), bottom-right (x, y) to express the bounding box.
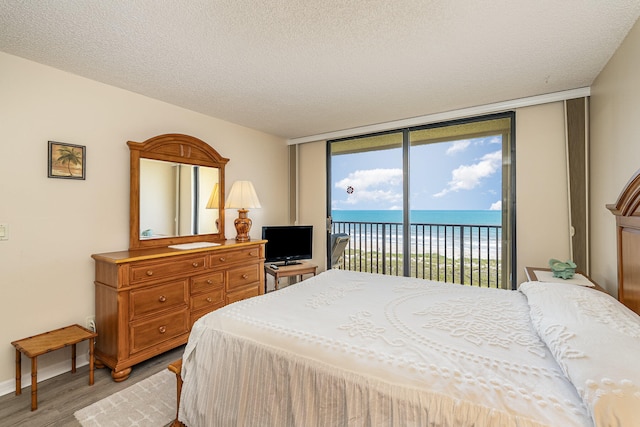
top-left (0, 353), bottom-right (90, 397)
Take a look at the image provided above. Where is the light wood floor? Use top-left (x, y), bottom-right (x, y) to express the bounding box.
top-left (0, 346), bottom-right (184, 427)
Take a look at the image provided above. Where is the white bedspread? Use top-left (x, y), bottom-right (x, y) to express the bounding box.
top-left (179, 270), bottom-right (595, 427)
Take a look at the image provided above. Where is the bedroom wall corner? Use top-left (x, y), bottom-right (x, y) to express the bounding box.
top-left (590, 16), bottom-right (640, 295)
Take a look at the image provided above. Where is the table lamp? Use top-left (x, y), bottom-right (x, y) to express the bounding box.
top-left (225, 181), bottom-right (261, 241)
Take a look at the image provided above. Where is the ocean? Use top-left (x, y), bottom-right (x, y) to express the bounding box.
top-left (331, 210), bottom-right (502, 259)
top-left (332, 210), bottom-right (501, 226)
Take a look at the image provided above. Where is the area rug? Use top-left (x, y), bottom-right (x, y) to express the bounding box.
top-left (74, 369), bottom-right (175, 426)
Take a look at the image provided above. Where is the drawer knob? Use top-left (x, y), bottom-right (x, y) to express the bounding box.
top-left (219, 257), bottom-right (226, 262)
top-left (159, 326), bottom-right (167, 334)
top-left (192, 262), bottom-right (199, 267)
top-left (146, 270), bottom-right (153, 276)
top-left (206, 279), bottom-right (213, 284)
top-left (206, 297), bottom-right (212, 303)
top-left (249, 251), bottom-right (256, 256)
top-left (159, 295), bottom-right (167, 303)
top-left (242, 274), bottom-right (249, 280)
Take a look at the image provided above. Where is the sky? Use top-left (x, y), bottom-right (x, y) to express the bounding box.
top-left (331, 135), bottom-right (503, 211)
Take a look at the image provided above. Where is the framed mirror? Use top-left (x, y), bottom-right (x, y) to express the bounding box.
top-left (128, 134), bottom-right (229, 250)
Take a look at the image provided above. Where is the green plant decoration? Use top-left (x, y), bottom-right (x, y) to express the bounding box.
top-left (549, 259), bottom-right (577, 279)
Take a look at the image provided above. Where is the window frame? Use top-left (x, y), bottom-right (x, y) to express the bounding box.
top-left (327, 112), bottom-right (516, 289)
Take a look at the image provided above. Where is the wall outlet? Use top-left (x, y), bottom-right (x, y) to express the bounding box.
top-left (85, 316), bottom-right (96, 332)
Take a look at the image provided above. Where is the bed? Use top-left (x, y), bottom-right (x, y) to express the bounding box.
top-left (173, 171), bottom-right (640, 427)
top-left (175, 268), bottom-right (639, 426)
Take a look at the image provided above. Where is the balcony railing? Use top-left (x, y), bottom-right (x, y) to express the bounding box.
top-left (332, 221), bottom-right (502, 288)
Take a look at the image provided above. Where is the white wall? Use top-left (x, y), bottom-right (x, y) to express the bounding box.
top-left (298, 101), bottom-right (573, 285)
top-left (590, 17), bottom-right (640, 294)
top-left (0, 52), bottom-right (289, 391)
top-left (298, 141), bottom-right (328, 270)
top-left (515, 102), bottom-right (571, 280)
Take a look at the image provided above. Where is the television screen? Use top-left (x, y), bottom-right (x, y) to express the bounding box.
top-left (262, 225), bottom-right (313, 265)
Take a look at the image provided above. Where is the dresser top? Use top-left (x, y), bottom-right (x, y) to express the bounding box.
top-left (92, 239), bottom-right (266, 264)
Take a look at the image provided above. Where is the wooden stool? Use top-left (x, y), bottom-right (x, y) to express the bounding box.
top-left (11, 324), bottom-right (97, 411)
top-left (168, 359), bottom-right (186, 427)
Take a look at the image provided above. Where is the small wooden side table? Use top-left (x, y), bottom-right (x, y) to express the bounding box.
top-left (264, 262), bottom-right (318, 292)
top-left (11, 324), bottom-right (97, 411)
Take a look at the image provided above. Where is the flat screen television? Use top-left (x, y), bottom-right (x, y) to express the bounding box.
top-left (262, 225), bottom-right (313, 265)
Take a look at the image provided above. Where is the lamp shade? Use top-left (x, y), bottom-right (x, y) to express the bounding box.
top-left (205, 183), bottom-right (219, 209)
top-left (225, 181), bottom-right (261, 210)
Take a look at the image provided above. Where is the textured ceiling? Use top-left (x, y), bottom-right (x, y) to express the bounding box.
top-left (1, 1), bottom-right (639, 141)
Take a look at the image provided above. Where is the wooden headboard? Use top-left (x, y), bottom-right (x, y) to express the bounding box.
top-left (607, 169), bottom-right (640, 316)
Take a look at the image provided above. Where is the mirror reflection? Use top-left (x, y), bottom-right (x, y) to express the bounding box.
top-left (139, 158), bottom-right (220, 239)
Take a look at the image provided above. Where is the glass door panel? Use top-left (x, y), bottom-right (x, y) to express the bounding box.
top-left (409, 118), bottom-right (511, 287)
top-left (329, 132), bottom-right (405, 275)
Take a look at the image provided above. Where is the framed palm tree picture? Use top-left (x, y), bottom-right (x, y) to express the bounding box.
top-left (48, 141), bottom-right (86, 180)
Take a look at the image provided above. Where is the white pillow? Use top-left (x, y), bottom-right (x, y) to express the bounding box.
top-left (519, 281), bottom-right (640, 427)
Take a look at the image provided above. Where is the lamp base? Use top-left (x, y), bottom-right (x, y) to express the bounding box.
top-left (234, 209), bottom-right (252, 242)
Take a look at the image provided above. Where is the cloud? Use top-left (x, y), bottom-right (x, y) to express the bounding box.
top-left (335, 168), bottom-right (402, 206)
top-left (490, 200), bottom-right (502, 210)
top-left (446, 140), bottom-right (471, 155)
top-left (434, 150), bottom-right (501, 198)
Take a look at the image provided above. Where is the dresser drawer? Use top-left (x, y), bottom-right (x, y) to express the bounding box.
top-left (227, 264), bottom-right (260, 291)
top-left (210, 247), bottom-right (260, 268)
top-left (191, 272), bottom-right (224, 294)
top-left (191, 288), bottom-right (225, 311)
top-left (130, 255), bottom-right (206, 284)
top-left (130, 309), bottom-right (189, 354)
top-left (130, 279), bottom-right (189, 320)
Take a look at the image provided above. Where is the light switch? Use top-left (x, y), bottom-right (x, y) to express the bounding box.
top-left (0, 223), bottom-right (8, 240)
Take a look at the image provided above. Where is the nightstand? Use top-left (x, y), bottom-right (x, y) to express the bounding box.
top-left (524, 266), bottom-right (607, 293)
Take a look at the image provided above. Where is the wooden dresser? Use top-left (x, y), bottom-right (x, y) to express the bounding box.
top-left (91, 240), bottom-right (266, 381)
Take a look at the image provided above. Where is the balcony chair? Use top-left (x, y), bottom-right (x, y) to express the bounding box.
top-left (330, 233), bottom-right (350, 269)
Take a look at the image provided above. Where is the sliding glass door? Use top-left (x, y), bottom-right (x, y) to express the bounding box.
top-left (328, 113), bottom-right (515, 289)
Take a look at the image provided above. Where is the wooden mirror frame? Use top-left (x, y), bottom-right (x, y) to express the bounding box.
top-left (128, 133), bottom-right (229, 250)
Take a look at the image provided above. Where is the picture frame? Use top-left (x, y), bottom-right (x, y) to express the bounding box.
top-left (48, 141), bottom-right (86, 180)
